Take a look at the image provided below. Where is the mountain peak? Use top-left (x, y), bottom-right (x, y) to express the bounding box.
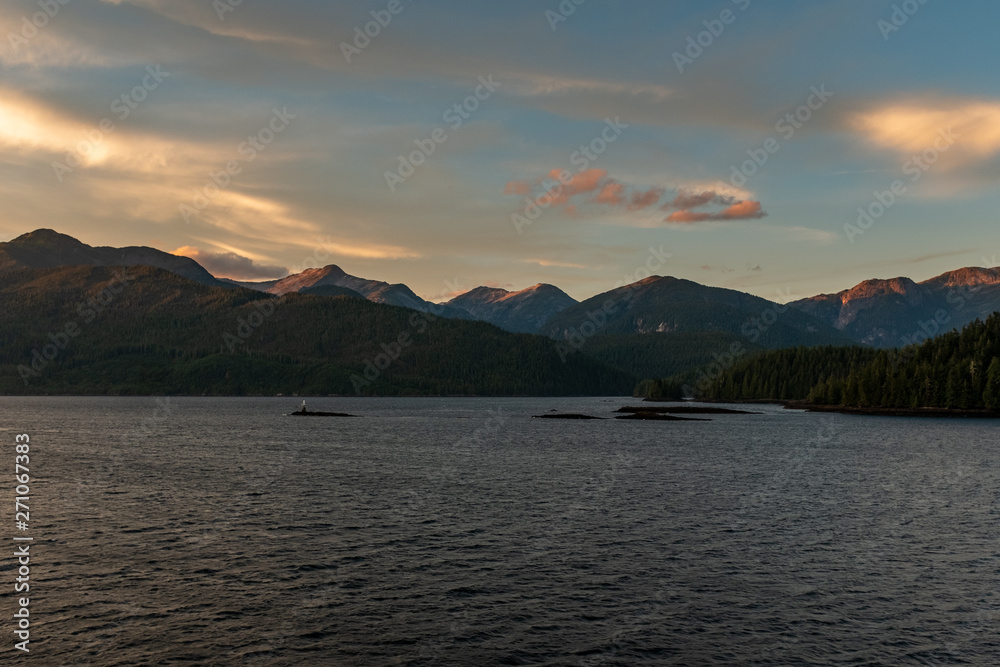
top-left (446, 282), bottom-right (577, 333)
top-left (263, 263), bottom-right (456, 315)
top-left (521, 283), bottom-right (567, 295)
top-left (297, 264), bottom-right (347, 279)
top-left (787, 269), bottom-right (1000, 347)
top-left (1, 229), bottom-right (223, 287)
top-left (630, 275), bottom-right (672, 289)
top-left (11, 228), bottom-right (85, 248)
top-left (842, 277), bottom-right (918, 303)
top-left (922, 267), bottom-right (1000, 288)
top-left (546, 274), bottom-right (849, 345)
top-left (464, 285), bottom-right (509, 297)
top-left (321, 264), bottom-right (347, 276)
top-left (452, 283), bottom-right (570, 304)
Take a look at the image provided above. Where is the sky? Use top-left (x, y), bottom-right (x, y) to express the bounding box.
top-left (2, 0), bottom-right (999, 303)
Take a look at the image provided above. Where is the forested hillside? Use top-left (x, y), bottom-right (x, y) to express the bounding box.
top-left (0, 265), bottom-right (634, 396)
top-left (695, 346), bottom-right (880, 401)
top-left (807, 313), bottom-right (1000, 410)
top-left (651, 315), bottom-right (1000, 411)
top-left (579, 331), bottom-right (763, 381)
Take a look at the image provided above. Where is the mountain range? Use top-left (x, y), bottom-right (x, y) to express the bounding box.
top-left (3, 228), bottom-right (1000, 395)
top-left (0, 263), bottom-right (633, 396)
top-left (446, 284), bottom-right (578, 334)
top-left (233, 264), bottom-right (472, 319)
top-left (790, 268), bottom-right (1000, 347)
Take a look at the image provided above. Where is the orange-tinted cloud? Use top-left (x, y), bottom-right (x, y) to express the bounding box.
top-left (506, 170), bottom-right (766, 223)
top-left (596, 181), bottom-right (626, 205)
top-left (719, 200), bottom-right (766, 219)
top-left (666, 210), bottom-right (712, 223)
top-left (628, 187), bottom-right (666, 211)
top-left (172, 246), bottom-right (288, 280)
top-left (504, 180), bottom-right (533, 195)
top-left (852, 100), bottom-right (1000, 157)
top-left (506, 168), bottom-right (664, 213)
top-left (662, 187), bottom-right (765, 223)
top-left (562, 168), bottom-right (606, 191)
top-left (507, 168), bottom-right (610, 207)
top-left (850, 98), bottom-right (1000, 186)
top-left (666, 199), bottom-right (766, 223)
top-left (550, 168), bottom-right (608, 204)
top-left (665, 190), bottom-right (738, 211)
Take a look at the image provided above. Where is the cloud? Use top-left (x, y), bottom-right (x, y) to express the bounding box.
top-left (665, 190), bottom-right (738, 211)
top-left (595, 182), bottom-right (625, 206)
top-left (0, 84), bottom-right (430, 261)
top-left (171, 246), bottom-right (287, 280)
top-left (0, 89), bottom-right (111, 164)
top-left (666, 200), bottom-right (767, 223)
top-left (627, 187), bottom-right (666, 211)
top-left (506, 172), bottom-right (767, 224)
top-left (503, 180), bottom-right (533, 196)
top-left (588, 182), bottom-right (663, 211)
top-left (851, 98), bottom-right (1000, 171)
top-left (518, 258), bottom-right (589, 269)
top-left (506, 169), bottom-right (668, 214)
top-left (663, 188), bottom-right (767, 223)
top-left (505, 168), bottom-right (612, 209)
top-left (718, 200), bottom-right (767, 219)
top-left (548, 168), bottom-right (607, 204)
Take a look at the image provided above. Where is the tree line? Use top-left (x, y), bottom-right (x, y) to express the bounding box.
top-left (636, 313), bottom-right (1000, 411)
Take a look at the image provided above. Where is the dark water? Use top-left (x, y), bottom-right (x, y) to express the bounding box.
top-left (2, 396), bottom-right (999, 665)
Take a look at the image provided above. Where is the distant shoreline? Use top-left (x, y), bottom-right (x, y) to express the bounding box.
top-left (644, 397), bottom-right (1000, 418)
top-left (784, 401), bottom-right (1000, 419)
top-left (6, 393), bottom-right (1000, 417)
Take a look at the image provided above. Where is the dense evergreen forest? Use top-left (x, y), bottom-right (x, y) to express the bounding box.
top-left (807, 313), bottom-right (1000, 410)
top-left (638, 314), bottom-right (1000, 411)
top-left (697, 346), bottom-right (880, 402)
